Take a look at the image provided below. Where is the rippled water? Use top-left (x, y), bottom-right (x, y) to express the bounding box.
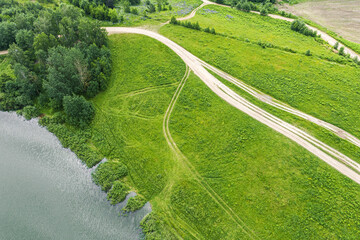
top-left (0, 112), bottom-right (151, 240)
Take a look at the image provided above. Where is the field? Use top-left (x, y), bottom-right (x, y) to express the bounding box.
top-left (280, 0), bottom-right (360, 44)
top-left (159, 22), bottom-right (360, 142)
top-left (67, 34), bottom-right (360, 239)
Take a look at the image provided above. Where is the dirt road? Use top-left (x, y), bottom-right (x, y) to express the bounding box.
top-left (106, 27), bottom-right (360, 185)
top-left (0, 50), bottom-right (8, 55)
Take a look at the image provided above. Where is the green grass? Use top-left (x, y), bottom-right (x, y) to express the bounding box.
top-left (168, 65), bottom-right (360, 239)
top-left (187, 5), bottom-right (346, 60)
top-left (159, 24), bottom-right (360, 141)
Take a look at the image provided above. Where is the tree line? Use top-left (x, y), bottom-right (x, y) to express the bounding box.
top-left (0, 2), bottom-right (111, 128)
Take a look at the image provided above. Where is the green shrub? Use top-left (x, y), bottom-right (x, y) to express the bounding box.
top-left (339, 46), bottom-right (345, 56)
top-left (291, 20), bottom-right (317, 37)
top-left (334, 42), bottom-right (339, 50)
top-left (22, 105), bottom-right (39, 120)
top-left (260, 8), bottom-right (268, 16)
top-left (107, 181), bottom-right (129, 205)
top-left (123, 195), bottom-right (146, 212)
top-left (170, 16), bottom-right (177, 24)
top-left (305, 50), bottom-right (311, 56)
top-left (92, 161), bottom-right (128, 191)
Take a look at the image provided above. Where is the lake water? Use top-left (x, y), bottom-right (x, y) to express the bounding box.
top-left (0, 112), bottom-right (151, 240)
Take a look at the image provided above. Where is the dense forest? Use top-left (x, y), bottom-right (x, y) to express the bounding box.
top-left (0, 0), bottom-right (111, 127)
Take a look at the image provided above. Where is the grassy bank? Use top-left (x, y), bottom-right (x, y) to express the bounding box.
top-left (159, 24), bottom-right (360, 140)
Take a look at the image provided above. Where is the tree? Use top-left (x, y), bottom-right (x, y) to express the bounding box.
top-left (45, 46), bottom-right (88, 109)
top-left (147, 3), bottom-right (156, 13)
top-left (78, 19), bottom-right (108, 47)
top-left (0, 21), bottom-right (17, 50)
top-left (15, 29), bottom-right (34, 50)
top-left (63, 95), bottom-right (95, 127)
top-left (170, 16), bottom-right (177, 24)
top-left (33, 32), bottom-right (58, 52)
top-left (334, 42), bottom-right (339, 50)
top-left (339, 46), bottom-right (345, 56)
top-left (260, 7), bottom-right (268, 16)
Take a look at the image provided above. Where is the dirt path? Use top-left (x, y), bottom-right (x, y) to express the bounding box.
top-left (105, 27), bottom-right (360, 186)
top-left (0, 50), bottom-right (8, 55)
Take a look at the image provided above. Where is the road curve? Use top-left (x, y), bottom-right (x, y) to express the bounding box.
top-left (105, 27), bottom-right (360, 185)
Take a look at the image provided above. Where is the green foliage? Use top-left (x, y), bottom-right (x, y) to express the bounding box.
top-left (33, 32), bottom-right (57, 52)
top-left (92, 161), bottom-right (128, 191)
top-left (140, 213), bottom-right (177, 240)
top-left (63, 95), bottom-right (95, 128)
top-left (22, 105), bottom-right (39, 120)
top-left (260, 7), bottom-right (268, 16)
top-left (0, 21), bottom-right (17, 50)
top-left (339, 46), bottom-right (345, 56)
top-left (305, 49), bottom-right (311, 56)
top-left (107, 181), bottom-right (129, 205)
top-left (334, 41), bottom-right (339, 50)
top-left (291, 19), bottom-right (317, 37)
top-left (15, 29), bottom-right (34, 50)
top-left (123, 195), bottom-right (146, 212)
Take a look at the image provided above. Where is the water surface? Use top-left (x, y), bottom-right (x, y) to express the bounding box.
top-left (0, 112), bottom-right (150, 240)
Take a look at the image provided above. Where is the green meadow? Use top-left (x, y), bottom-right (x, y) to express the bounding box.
top-left (159, 22), bottom-right (360, 141)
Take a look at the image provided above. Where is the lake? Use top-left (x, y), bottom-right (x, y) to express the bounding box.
top-left (0, 112), bottom-right (151, 240)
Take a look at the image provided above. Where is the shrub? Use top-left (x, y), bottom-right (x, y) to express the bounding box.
top-left (107, 181), bottom-right (129, 205)
top-left (92, 161), bottom-right (128, 191)
top-left (260, 7), bottom-right (268, 16)
top-left (170, 16), bottom-right (177, 24)
top-left (123, 195), bottom-right (146, 212)
top-left (290, 20), bottom-right (317, 37)
top-left (63, 95), bottom-right (95, 128)
top-left (339, 46), bottom-right (345, 56)
top-left (305, 50), bottom-right (311, 56)
top-left (124, 5), bottom-right (130, 13)
top-left (334, 42), bottom-right (339, 50)
top-left (22, 105), bottom-right (39, 120)
top-left (131, 8), bottom-right (138, 15)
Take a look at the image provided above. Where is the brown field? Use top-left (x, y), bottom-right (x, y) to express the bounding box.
top-left (280, 0), bottom-right (360, 44)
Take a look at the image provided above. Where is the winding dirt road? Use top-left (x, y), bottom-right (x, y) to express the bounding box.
top-left (0, 50), bottom-right (8, 55)
top-left (106, 27), bottom-right (360, 186)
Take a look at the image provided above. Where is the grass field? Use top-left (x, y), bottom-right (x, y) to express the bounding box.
top-left (188, 5), bottom-right (340, 59)
top-left (69, 34), bottom-right (360, 239)
top-left (159, 24), bottom-right (360, 141)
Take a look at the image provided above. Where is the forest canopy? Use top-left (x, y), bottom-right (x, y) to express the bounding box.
top-left (0, 1), bottom-right (111, 127)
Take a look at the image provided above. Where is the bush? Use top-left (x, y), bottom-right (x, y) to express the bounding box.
top-left (92, 161), bottom-right (128, 191)
top-left (22, 105), bottom-right (39, 120)
top-left (339, 46), bottom-right (345, 56)
top-left (170, 16), bottom-right (177, 24)
top-left (107, 181), bottom-right (129, 205)
top-left (334, 42), bottom-right (339, 50)
top-left (290, 20), bottom-right (317, 37)
top-left (63, 95), bottom-right (95, 128)
top-left (123, 195), bottom-right (146, 212)
top-left (131, 8), bottom-right (138, 15)
top-left (305, 50), bottom-right (311, 56)
top-left (260, 8), bottom-right (268, 16)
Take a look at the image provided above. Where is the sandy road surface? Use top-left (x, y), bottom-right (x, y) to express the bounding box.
top-left (0, 50), bottom-right (8, 55)
top-left (106, 27), bottom-right (360, 185)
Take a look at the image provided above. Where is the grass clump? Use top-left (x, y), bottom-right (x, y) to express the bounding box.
top-left (92, 161), bottom-right (128, 192)
top-left (107, 181), bottom-right (130, 205)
